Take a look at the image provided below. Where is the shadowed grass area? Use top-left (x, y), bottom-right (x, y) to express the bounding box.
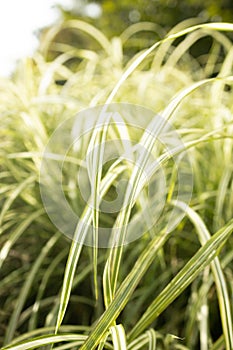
top-left (1, 19), bottom-right (233, 350)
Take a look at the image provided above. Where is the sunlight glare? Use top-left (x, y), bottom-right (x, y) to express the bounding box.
top-left (0, 0), bottom-right (64, 76)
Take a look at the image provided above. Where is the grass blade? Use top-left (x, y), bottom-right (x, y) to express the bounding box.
top-left (3, 334), bottom-right (87, 350)
top-left (110, 324), bottom-right (127, 350)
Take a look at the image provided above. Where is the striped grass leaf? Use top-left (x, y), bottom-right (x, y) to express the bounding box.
top-left (146, 329), bottom-right (157, 350)
top-left (128, 331), bottom-right (163, 350)
top-left (110, 324), bottom-right (127, 350)
top-left (2, 334), bottom-right (87, 350)
top-left (128, 334), bottom-right (150, 350)
top-left (38, 52), bottom-right (74, 95)
top-left (165, 30), bottom-right (232, 70)
top-left (97, 331), bottom-right (110, 350)
top-left (120, 22), bottom-right (165, 44)
top-left (2, 326), bottom-right (90, 348)
top-left (41, 20), bottom-right (111, 59)
top-left (151, 17), bottom-right (204, 70)
top-left (53, 340), bottom-right (113, 350)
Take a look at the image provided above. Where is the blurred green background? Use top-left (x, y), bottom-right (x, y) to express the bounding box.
top-left (61, 0), bottom-right (233, 36)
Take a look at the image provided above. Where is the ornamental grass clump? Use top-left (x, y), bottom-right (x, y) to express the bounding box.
top-left (0, 19), bottom-right (233, 350)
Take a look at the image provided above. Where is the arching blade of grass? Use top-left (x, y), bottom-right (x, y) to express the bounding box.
top-left (41, 19), bottom-right (111, 58)
top-left (164, 23), bottom-right (233, 41)
top-left (199, 268), bottom-right (209, 350)
top-left (120, 22), bottom-right (165, 44)
top-left (165, 29), bottom-right (232, 69)
top-left (128, 218), bottom-right (233, 341)
top-left (61, 20), bottom-right (112, 54)
top-left (2, 334), bottom-right (87, 350)
top-left (106, 22), bottom-right (233, 104)
top-left (110, 324), bottom-right (127, 350)
top-left (53, 339), bottom-right (112, 350)
top-left (2, 326), bottom-right (90, 347)
top-left (128, 331), bottom-right (162, 350)
top-left (151, 17), bottom-right (204, 70)
top-left (174, 201), bottom-right (233, 350)
top-left (4, 232), bottom-right (61, 345)
top-left (146, 329), bottom-right (157, 350)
